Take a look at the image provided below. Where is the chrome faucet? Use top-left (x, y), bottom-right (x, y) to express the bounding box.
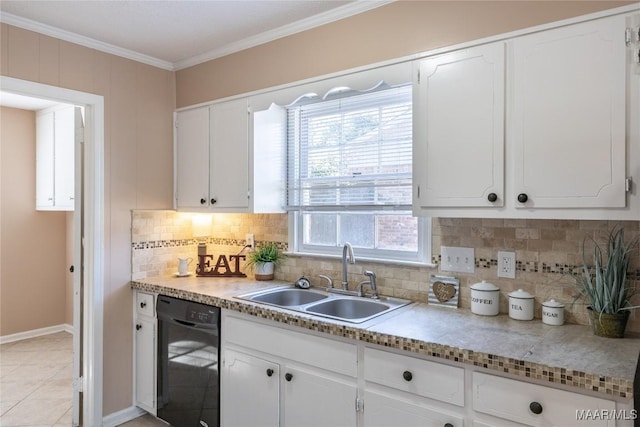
top-left (341, 242), bottom-right (355, 290)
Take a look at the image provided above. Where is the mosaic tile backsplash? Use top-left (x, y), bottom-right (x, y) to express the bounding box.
top-left (131, 210), bottom-right (640, 332)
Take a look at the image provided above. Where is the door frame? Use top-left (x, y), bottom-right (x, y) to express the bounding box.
top-left (1, 76), bottom-right (105, 425)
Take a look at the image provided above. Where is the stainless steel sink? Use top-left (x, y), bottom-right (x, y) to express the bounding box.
top-left (245, 288), bottom-right (329, 306)
top-left (236, 285), bottom-right (412, 323)
top-left (305, 298), bottom-right (389, 320)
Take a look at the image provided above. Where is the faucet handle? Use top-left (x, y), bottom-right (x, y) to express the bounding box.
top-left (363, 271), bottom-right (379, 299)
top-left (318, 274), bottom-right (333, 289)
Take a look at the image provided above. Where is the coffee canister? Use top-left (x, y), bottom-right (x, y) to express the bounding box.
top-left (509, 289), bottom-right (534, 320)
top-left (470, 280), bottom-right (500, 316)
top-left (542, 299), bottom-right (565, 326)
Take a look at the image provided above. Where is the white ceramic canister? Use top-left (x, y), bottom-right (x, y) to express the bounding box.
top-left (470, 280), bottom-right (500, 316)
top-left (509, 289), bottom-right (534, 320)
top-left (542, 299), bottom-right (565, 326)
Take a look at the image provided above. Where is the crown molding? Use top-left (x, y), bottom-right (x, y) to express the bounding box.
top-left (0, 12), bottom-right (175, 70)
top-left (0, 0), bottom-right (393, 72)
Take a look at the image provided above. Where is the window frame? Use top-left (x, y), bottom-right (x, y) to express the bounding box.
top-left (284, 83), bottom-right (431, 265)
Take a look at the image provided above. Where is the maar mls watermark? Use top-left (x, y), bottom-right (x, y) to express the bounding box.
top-left (576, 409), bottom-right (638, 421)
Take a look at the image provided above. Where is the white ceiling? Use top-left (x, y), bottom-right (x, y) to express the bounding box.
top-left (0, 0), bottom-right (390, 71)
top-left (0, 92), bottom-right (64, 110)
top-left (0, 0), bottom-right (389, 110)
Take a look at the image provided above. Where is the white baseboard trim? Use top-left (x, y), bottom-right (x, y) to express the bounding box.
top-left (102, 405), bottom-right (147, 427)
top-left (0, 323), bottom-right (73, 344)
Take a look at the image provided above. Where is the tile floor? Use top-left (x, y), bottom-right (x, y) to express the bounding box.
top-left (118, 413), bottom-right (167, 427)
top-left (0, 332), bottom-right (169, 427)
top-left (0, 331), bottom-right (74, 426)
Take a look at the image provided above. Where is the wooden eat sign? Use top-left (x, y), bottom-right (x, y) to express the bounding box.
top-left (196, 254), bottom-right (246, 277)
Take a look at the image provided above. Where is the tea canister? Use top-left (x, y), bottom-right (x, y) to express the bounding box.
top-left (470, 280), bottom-right (500, 316)
top-left (542, 299), bottom-right (565, 326)
top-left (509, 289), bottom-right (534, 320)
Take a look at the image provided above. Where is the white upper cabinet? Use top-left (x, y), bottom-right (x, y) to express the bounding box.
top-left (36, 110), bottom-right (55, 208)
top-left (413, 42), bottom-right (505, 209)
top-left (175, 99), bottom-right (250, 212)
top-left (175, 106), bottom-right (210, 210)
top-left (413, 12), bottom-right (639, 219)
top-left (36, 104), bottom-right (80, 211)
top-left (209, 100), bottom-right (250, 210)
top-left (175, 98), bottom-right (285, 213)
top-left (510, 14), bottom-right (627, 209)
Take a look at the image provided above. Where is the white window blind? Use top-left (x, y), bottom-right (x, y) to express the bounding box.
top-left (287, 84), bottom-right (412, 211)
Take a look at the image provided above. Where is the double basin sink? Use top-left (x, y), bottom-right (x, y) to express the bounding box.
top-left (237, 286), bottom-right (412, 323)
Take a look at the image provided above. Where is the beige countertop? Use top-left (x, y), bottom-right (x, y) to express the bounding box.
top-left (131, 275), bottom-right (640, 401)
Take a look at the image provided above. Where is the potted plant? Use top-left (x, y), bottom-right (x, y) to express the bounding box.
top-left (571, 226), bottom-right (639, 338)
top-left (246, 242), bottom-right (285, 281)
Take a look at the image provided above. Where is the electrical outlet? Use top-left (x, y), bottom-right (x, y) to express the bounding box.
top-left (498, 251), bottom-right (516, 279)
top-left (440, 246), bottom-right (475, 273)
top-left (245, 233), bottom-right (255, 249)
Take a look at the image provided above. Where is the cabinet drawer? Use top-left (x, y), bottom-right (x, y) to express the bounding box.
top-left (136, 292), bottom-right (155, 317)
top-left (223, 312), bottom-right (357, 377)
top-left (364, 389), bottom-right (464, 427)
top-left (364, 347), bottom-right (464, 406)
top-left (473, 372), bottom-right (615, 426)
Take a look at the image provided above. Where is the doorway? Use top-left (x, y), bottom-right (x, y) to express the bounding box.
top-left (1, 76), bottom-right (105, 426)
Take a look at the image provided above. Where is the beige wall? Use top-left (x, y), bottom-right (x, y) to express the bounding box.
top-left (0, 106), bottom-right (68, 334)
top-left (1, 24), bottom-right (175, 415)
top-left (0, 0), bottom-right (635, 419)
top-left (176, 1), bottom-right (633, 107)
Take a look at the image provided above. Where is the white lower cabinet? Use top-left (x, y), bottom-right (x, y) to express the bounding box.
top-left (283, 364), bottom-right (357, 427)
top-left (363, 389), bottom-right (464, 427)
top-left (221, 349), bottom-right (279, 427)
top-left (216, 309), bottom-right (636, 427)
top-left (472, 372), bottom-right (618, 427)
top-left (363, 347), bottom-right (465, 427)
top-left (221, 311), bottom-right (358, 427)
top-left (222, 348), bottom-right (357, 427)
top-left (134, 291), bottom-right (156, 414)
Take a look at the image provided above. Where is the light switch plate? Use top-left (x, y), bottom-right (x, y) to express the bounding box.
top-left (440, 246), bottom-right (475, 273)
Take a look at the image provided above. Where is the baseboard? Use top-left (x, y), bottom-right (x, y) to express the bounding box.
top-left (0, 323), bottom-right (73, 344)
top-left (102, 406), bottom-right (148, 427)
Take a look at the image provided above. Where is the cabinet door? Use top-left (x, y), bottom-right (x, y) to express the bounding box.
top-left (283, 365), bottom-right (357, 427)
top-left (53, 106), bottom-right (76, 210)
top-left (209, 99), bottom-right (250, 210)
top-left (135, 316), bottom-right (156, 413)
top-left (175, 107), bottom-right (210, 209)
top-left (221, 349), bottom-right (279, 427)
top-left (510, 15), bottom-right (626, 208)
top-left (36, 111), bottom-right (55, 208)
top-left (363, 389), bottom-right (464, 427)
top-left (414, 42), bottom-right (505, 209)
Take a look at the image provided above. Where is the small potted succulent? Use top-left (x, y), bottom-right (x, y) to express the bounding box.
top-left (571, 226), bottom-right (639, 338)
top-left (245, 242), bottom-right (285, 281)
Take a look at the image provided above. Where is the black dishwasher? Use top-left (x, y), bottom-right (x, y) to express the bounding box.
top-left (156, 295), bottom-right (220, 427)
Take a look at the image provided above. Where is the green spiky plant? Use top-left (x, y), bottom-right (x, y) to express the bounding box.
top-left (245, 242), bottom-right (285, 270)
top-left (572, 226), bottom-right (639, 314)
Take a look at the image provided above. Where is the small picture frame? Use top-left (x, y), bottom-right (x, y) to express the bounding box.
top-left (428, 275), bottom-right (459, 308)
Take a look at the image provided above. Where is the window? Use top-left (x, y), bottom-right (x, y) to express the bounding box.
top-left (286, 83), bottom-right (429, 263)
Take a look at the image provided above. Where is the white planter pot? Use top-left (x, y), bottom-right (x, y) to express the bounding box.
top-left (255, 262), bottom-right (274, 281)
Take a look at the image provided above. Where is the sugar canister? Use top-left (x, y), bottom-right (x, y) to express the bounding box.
top-left (509, 289), bottom-right (534, 320)
top-left (542, 299), bottom-right (565, 326)
top-left (470, 280), bottom-right (500, 316)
